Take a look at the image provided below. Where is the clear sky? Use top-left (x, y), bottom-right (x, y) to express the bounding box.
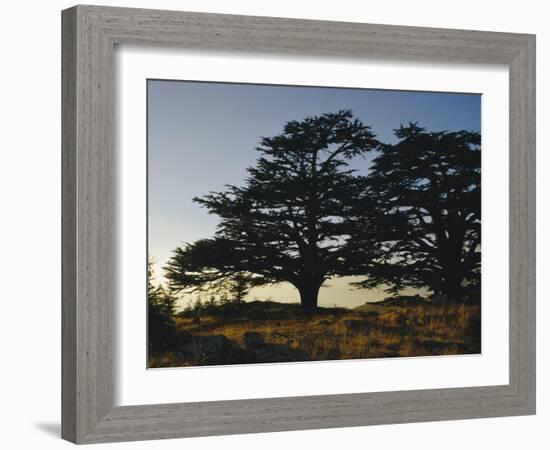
top-left (148, 79), bottom-right (481, 309)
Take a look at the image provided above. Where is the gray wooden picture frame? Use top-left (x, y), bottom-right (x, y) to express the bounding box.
top-left (61, 4), bottom-right (536, 444)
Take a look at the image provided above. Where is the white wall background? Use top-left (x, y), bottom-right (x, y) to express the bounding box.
top-left (0, 1), bottom-right (546, 448)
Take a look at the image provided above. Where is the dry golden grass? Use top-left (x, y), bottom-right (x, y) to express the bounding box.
top-left (149, 300), bottom-right (480, 368)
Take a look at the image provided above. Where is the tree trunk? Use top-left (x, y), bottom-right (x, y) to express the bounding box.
top-left (441, 270), bottom-right (464, 302)
top-left (298, 283), bottom-right (321, 312)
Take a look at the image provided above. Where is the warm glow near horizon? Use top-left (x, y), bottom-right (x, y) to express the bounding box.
top-left (149, 266), bottom-right (425, 311)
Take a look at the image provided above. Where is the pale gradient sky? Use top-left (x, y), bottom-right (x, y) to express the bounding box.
top-left (148, 79), bottom-right (481, 309)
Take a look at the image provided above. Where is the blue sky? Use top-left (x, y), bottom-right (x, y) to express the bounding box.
top-left (148, 79), bottom-right (480, 308)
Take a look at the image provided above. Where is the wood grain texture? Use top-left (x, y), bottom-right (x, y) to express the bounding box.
top-left (61, 7), bottom-right (77, 443)
top-left (62, 5), bottom-right (114, 442)
top-left (61, 4), bottom-right (536, 444)
top-left (508, 36), bottom-right (536, 407)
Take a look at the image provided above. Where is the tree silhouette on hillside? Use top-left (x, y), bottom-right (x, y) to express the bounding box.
top-left (164, 115), bottom-right (482, 310)
top-left (347, 123), bottom-right (481, 300)
top-left (164, 110), bottom-right (379, 311)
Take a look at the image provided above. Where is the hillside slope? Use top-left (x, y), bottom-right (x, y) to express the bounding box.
top-left (149, 299), bottom-right (481, 368)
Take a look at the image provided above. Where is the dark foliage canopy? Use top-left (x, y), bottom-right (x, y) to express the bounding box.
top-left (347, 123), bottom-right (481, 300)
top-left (147, 262), bottom-right (178, 353)
top-left (164, 110), bottom-right (379, 310)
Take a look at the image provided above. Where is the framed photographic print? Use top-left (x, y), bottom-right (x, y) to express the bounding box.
top-left (62, 5), bottom-right (536, 444)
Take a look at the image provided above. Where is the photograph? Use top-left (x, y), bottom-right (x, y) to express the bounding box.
top-left (147, 79), bottom-right (482, 368)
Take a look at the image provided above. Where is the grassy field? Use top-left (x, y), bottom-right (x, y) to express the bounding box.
top-left (148, 297), bottom-right (481, 368)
